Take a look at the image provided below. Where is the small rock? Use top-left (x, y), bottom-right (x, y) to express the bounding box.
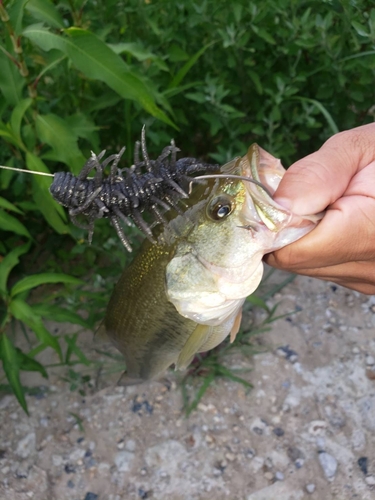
top-left (125, 439), bottom-right (136, 452)
top-left (275, 471), bottom-right (284, 481)
top-left (287, 446), bottom-right (305, 462)
top-left (318, 451), bottom-right (338, 479)
top-left (306, 483), bottom-right (316, 493)
top-left (308, 420), bottom-right (327, 436)
top-left (69, 448), bottom-right (86, 462)
top-left (84, 494), bottom-right (98, 500)
top-left (117, 440), bottom-right (124, 450)
top-left (114, 451), bottom-right (135, 472)
top-left (16, 432), bottom-right (36, 459)
top-left (67, 480), bottom-right (75, 488)
top-left (365, 475), bottom-right (375, 486)
top-left (358, 457), bottom-right (368, 475)
top-left (138, 489), bottom-right (150, 499)
top-left (39, 417), bottom-right (49, 427)
top-left (250, 417), bottom-right (268, 435)
top-left (15, 466), bottom-right (29, 478)
top-left (64, 464), bottom-right (76, 474)
top-left (225, 452), bottom-right (236, 462)
top-left (264, 471), bottom-right (273, 480)
top-left (275, 345), bottom-right (298, 362)
top-left (358, 395), bottom-right (375, 432)
top-left (295, 458), bottom-right (305, 469)
top-left (52, 455), bottom-right (63, 467)
top-left (245, 449), bottom-right (255, 459)
top-left (273, 427), bottom-right (285, 437)
top-left (366, 355), bottom-right (375, 366)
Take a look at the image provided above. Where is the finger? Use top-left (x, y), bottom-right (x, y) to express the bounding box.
top-left (264, 195), bottom-right (375, 270)
top-left (343, 160), bottom-right (375, 197)
top-left (274, 123), bottom-right (375, 214)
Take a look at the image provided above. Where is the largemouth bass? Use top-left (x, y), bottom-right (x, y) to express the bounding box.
top-left (103, 144), bottom-right (322, 384)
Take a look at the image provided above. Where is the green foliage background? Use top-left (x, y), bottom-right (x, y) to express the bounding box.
top-left (0, 0), bottom-right (374, 411)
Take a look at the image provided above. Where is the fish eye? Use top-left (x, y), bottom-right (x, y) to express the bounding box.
top-left (207, 195), bottom-right (234, 221)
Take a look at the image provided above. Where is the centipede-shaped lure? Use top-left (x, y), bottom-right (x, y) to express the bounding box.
top-left (1, 128), bottom-right (272, 251)
top-left (49, 127), bottom-right (221, 251)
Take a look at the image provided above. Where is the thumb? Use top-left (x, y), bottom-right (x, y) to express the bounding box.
top-left (273, 124), bottom-right (375, 215)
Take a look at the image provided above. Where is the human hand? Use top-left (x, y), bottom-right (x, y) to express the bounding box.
top-left (264, 123), bottom-right (375, 294)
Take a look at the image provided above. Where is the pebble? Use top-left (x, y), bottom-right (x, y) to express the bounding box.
top-left (52, 455), bottom-right (63, 467)
top-left (84, 494), bottom-right (99, 500)
top-left (318, 451), bottom-right (338, 479)
top-left (114, 451), bottom-right (135, 472)
top-left (366, 355), bottom-right (375, 366)
top-left (295, 458), bottom-right (305, 469)
top-left (287, 446), bottom-right (305, 462)
top-left (358, 457), bottom-right (368, 475)
top-left (365, 475), bottom-right (375, 486)
top-left (275, 471), bottom-right (284, 481)
top-left (15, 432), bottom-right (36, 459)
top-left (264, 471), bottom-right (274, 480)
top-left (275, 345), bottom-right (298, 363)
top-left (125, 439), bottom-right (136, 452)
top-left (306, 483), bottom-right (316, 493)
top-left (273, 427), bottom-right (285, 437)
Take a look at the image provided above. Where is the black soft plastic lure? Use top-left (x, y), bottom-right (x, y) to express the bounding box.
top-left (48, 128), bottom-right (218, 251)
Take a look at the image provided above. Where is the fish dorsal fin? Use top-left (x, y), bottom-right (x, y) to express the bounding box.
top-left (176, 324), bottom-right (213, 371)
top-left (93, 320), bottom-right (111, 344)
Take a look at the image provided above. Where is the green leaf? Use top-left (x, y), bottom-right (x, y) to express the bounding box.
top-left (108, 42), bottom-right (169, 71)
top-left (25, 153), bottom-right (70, 234)
top-left (0, 196), bottom-right (23, 214)
top-left (290, 96), bottom-right (339, 135)
top-left (246, 295), bottom-right (270, 311)
top-left (26, 0), bottom-right (65, 29)
top-left (169, 42), bottom-right (214, 89)
top-left (15, 348), bottom-right (48, 378)
top-left (11, 273), bottom-right (83, 297)
top-left (0, 121), bottom-right (22, 148)
top-left (10, 97), bottom-right (32, 143)
top-left (352, 21), bottom-right (369, 37)
top-left (9, 299), bottom-right (62, 360)
top-left (0, 333), bottom-right (28, 414)
top-left (252, 25), bottom-right (276, 44)
top-left (0, 50), bottom-right (25, 106)
top-left (36, 113), bottom-right (87, 174)
top-left (247, 70), bottom-right (263, 95)
top-left (0, 209), bottom-right (31, 238)
top-left (23, 26), bottom-right (175, 127)
top-left (65, 113), bottom-right (100, 150)
top-left (0, 242), bottom-right (31, 297)
top-left (8, 0), bottom-right (29, 36)
top-left (32, 304), bottom-right (91, 329)
top-left (65, 334), bottom-right (91, 365)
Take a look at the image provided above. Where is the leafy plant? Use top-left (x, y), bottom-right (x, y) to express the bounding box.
top-left (0, 0), bottom-right (374, 412)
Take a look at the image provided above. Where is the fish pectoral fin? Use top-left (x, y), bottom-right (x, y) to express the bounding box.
top-left (93, 321), bottom-right (111, 344)
top-left (176, 324), bottom-right (213, 371)
top-left (230, 309), bottom-right (242, 343)
top-left (117, 371), bottom-right (144, 386)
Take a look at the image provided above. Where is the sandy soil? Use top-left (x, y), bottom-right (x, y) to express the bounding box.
top-left (1, 273), bottom-right (375, 500)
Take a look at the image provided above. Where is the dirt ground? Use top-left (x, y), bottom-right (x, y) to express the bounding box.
top-left (1, 272), bottom-right (375, 500)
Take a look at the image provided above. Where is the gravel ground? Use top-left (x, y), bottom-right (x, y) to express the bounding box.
top-left (1, 274), bottom-right (375, 500)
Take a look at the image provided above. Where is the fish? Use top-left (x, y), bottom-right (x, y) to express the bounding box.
top-left (102, 144), bottom-right (322, 385)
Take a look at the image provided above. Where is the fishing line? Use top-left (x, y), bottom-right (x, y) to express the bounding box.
top-left (0, 165), bottom-right (54, 177)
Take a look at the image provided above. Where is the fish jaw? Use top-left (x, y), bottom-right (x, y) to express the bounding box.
top-left (166, 144), bottom-right (321, 326)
